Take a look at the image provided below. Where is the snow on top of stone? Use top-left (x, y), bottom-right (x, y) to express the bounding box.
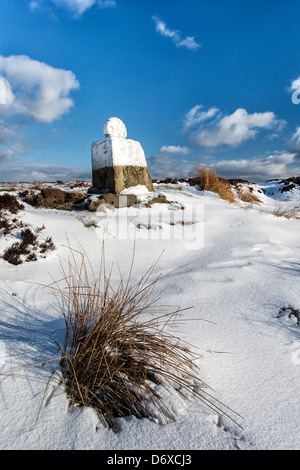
top-left (103, 117), bottom-right (127, 139)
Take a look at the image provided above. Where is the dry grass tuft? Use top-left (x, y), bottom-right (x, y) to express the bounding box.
top-left (195, 166), bottom-right (236, 203)
top-left (44, 240), bottom-right (242, 432)
top-left (273, 202), bottom-right (300, 219)
top-left (236, 188), bottom-right (262, 206)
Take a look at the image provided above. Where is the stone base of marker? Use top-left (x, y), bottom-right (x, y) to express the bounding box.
top-left (91, 117), bottom-right (154, 194)
top-left (85, 193), bottom-right (138, 211)
top-left (92, 165), bottom-right (153, 194)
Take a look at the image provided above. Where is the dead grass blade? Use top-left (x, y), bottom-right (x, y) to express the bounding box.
top-left (273, 202), bottom-right (300, 219)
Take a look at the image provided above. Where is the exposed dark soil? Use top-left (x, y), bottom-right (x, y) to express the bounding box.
top-left (266, 177), bottom-right (300, 193)
top-left (152, 176), bottom-right (254, 189)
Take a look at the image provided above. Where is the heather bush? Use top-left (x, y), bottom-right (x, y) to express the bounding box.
top-left (3, 227), bottom-right (55, 265)
top-left (21, 228), bottom-right (38, 246)
top-left (3, 243), bottom-right (24, 265)
top-left (39, 236), bottom-right (55, 254)
top-left (0, 215), bottom-right (14, 236)
top-left (0, 193), bottom-right (24, 214)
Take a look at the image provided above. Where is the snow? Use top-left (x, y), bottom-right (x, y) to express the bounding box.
top-left (92, 137), bottom-right (148, 169)
top-left (258, 179), bottom-right (300, 203)
top-left (120, 185), bottom-right (151, 195)
top-left (0, 181), bottom-right (300, 450)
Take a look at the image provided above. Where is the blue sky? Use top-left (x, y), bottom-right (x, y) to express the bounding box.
top-left (1, 0), bottom-right (300, 182)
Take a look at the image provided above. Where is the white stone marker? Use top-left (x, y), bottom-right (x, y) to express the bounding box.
top-left (91, 117), bottom-right (153, 194)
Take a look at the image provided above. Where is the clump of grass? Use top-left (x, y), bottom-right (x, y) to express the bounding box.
top-left (0, 193), bottom-right (24, 214)
top-left (273, 202), bottom-right (300, 219)
top-left (236, 188), bottom-right (262, 205)
top-left (45, 241), bottom-right (242, 432)
top-left (195, 166), bottom-right (236, 203)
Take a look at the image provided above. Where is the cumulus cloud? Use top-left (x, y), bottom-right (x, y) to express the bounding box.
top-left (0, 55), bottom-right (79, 123)
top-left (0, 160), bottom-right (91, 182)
top-left (213, 152), bottom-right (299, 182)
top-left (152, 16), bottom-right (201, 50)
top-left (0, 120), bottom-right (30, 162)
top-left (182, 105), bottom-right (220, 133)
top-left (289, 126), bottom-right (300, 152)
top-left (0, 77), bottom-right (15, 106)
top-left (148, 143), bottom-right (300, 182)
top-left (183, 105), bottom-right (284, 149)
top-left (0, 144), bottom-right (27, 163)
top-left (29, 0), bottom-right (116, 16)
top-left (149, 145), bottom-right (195, 180)
top-left (0, 121), bottom-right (17, 145)
top-left (0, 55), bottom-right (79, 169)
top-left (159, 145), bottom-right (191, 156)
top-left (289, 76), bottom-right (300, 105)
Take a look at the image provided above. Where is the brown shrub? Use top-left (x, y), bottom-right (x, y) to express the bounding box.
top-left (0, 193), bottom-right (24, 214)
top-left (0, 216), bottom-right (14, 235)
top-left (3, 243), bottom-right (25, 265)
top-left (21, 228), bottom-right (38, 246)
top-left (26, 252), bottom-right (38, 262)
top-left (39, 236), bottom-right (55, 253)
top-left (2, 228), bottom-right (54, 265)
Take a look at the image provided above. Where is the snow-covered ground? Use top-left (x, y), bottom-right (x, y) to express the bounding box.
top-left (0, 180), bottom-right (299, 450)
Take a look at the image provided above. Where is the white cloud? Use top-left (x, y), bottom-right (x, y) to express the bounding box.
top-left (0, 120), bottom-right (30, 162)
top-left (52, 0), bottom-right (96, 16)
top-left (0, 77), bottom-right (15, 105)
top-left (159, 145), bottom-right (191, 156)
top-left (0, 144), bottom-right (27, 163)
top-left (0, 55), bottom-right (79, 123)
top-left (149, 145), bottom-right (194, 180)
top-left (147, 142), bottom-right (300, 182)
top-left (182, 104), bottom-right (220, 132)
top-left (290, 76), bottom-right (300, 105)
top-left (213, 152), bottom-right (299, 182)
top-left (98, 0), bottom-right (116, 8)
top-left (0, 160), bottom-right (91, 182)
top-left (0, 121), bottom-right (17, 145)
top-left (29, 0), bottom-right (116, 16)
top-left (289, 126), bottom-right (300, 150)
top-left (28, 1), bottom-right (41, 11)
top-left (183, 105), bottom-right (284, 149)
top-left (0, 56), bottom-right (79, 166)
top-left (152, 16), bottom-right (201, 50)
